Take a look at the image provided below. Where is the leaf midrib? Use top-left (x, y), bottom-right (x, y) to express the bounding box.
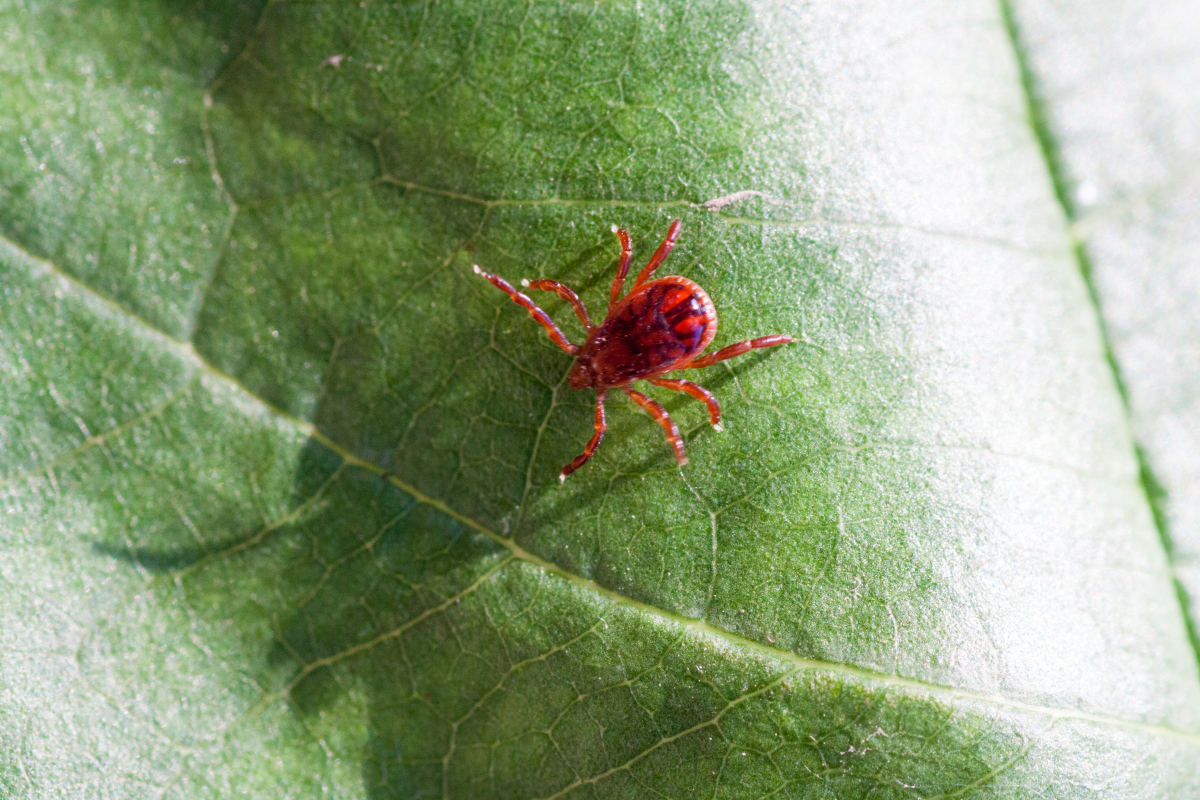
top-left (999, 0), bottom-right (1200, 676)
top-left (7, 231), bottom-right (1200, 750)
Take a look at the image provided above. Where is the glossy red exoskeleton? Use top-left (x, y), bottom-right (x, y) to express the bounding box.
top-left (474, 219), bottom-right (795, 480)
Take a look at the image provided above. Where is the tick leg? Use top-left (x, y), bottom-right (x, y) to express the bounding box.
top-left (632, 219), bottom-right (683, 289)
top-left (685, 334), bottom-right (795, 370)
top-left (622, 386), bottom-right (687, 466)
top-left (560, 390), bottom-right (607, 481)
top-left (607, 226), bottom-right (634, 313)
top-left (473, 265), bottom-right (579, 355)
top-left (523, 278), bottom-right (593, 332)
top-left (649, 377), bottom-right (723, 431)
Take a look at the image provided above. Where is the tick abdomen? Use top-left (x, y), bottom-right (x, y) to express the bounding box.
top-left (584, 277), bottom-right (717, 386)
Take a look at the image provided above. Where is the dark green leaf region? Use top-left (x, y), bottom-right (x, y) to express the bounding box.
top-left (1, 0), bottom-right (1198, 798)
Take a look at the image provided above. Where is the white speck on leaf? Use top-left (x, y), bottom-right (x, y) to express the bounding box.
top-left (702, 190), bottom-right (763, 210)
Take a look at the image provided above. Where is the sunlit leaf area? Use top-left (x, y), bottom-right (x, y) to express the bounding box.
top-left (2, 1), bottom-right (1198, 797)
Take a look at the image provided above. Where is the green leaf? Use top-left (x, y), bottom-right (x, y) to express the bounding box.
top-left (2, 1), bottom-right (1198, 797)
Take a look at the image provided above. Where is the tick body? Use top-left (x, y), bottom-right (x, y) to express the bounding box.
top-left (474, 219), bottom-right (795, 480)
top-left (569, 276), bottom-right (717, 389)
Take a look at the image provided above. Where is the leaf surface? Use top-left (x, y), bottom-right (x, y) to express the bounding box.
top-left (1006, 0), bottom-right (1200, 657)
top-left (1, 1), bottom-right (1198, 797)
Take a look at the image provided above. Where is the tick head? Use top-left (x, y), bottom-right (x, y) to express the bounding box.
top-left (568, 353), bottom-right (596, 389)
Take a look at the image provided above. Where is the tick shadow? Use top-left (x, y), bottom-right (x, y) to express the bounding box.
top-left (92, 430), bottom-right (506, 798)
top-left (229, 288), bottom-right (788, 797)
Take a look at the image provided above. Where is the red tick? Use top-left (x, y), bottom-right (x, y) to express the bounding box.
top-left (474, 219), bottom-right (795, 481)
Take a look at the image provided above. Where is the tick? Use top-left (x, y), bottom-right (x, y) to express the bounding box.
top-left (474, 219), bottom-right (795, 481)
